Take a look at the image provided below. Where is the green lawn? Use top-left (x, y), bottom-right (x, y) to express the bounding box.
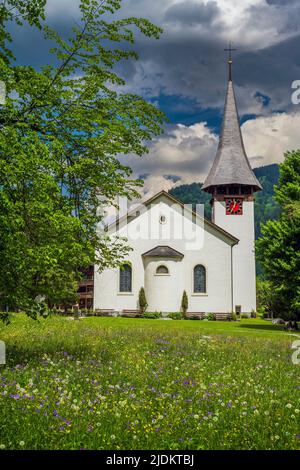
top-left (0, 315), bottom-right (299, 450)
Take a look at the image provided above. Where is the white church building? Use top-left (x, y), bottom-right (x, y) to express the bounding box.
top-left (93, 59), bottom-right (262, 315)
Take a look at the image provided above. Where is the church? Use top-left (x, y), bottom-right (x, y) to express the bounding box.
top-left (93, 57), bottom-right (262, 316)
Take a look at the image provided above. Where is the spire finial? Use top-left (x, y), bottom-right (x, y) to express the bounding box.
top-left (224, 41), bottom-right (237, 81)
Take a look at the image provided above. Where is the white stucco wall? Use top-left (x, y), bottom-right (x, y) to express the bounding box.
top-left (213, 200), bottom-right (257, 313)
top-left (94, 194), bottom-right (235, 313)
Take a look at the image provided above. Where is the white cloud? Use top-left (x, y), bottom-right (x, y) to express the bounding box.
top-left (242, 112), bottom-right (300, 166)
top-left (125, 111), bottom-right (300, 197)
top-left (142, 174), bottom-right (176, 196)
top-left (123, 122), bottom-right (218, 197)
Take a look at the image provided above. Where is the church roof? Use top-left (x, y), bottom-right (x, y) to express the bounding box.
top-left (202, 78), bottom-right (262, 192)
top-left (142, 245), bottom-right (184, 259)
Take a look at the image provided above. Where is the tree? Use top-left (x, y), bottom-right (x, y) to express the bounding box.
top-left (256, 278), bottom-right (284, 319)
top-left (256, 151), bottom-right (300, 320)
top-left (138, 287), bottom-right (148, 315)
top-left (181, 290), bottom-right (188, 317)
top-left (0, 0), bottom-right (165, 311)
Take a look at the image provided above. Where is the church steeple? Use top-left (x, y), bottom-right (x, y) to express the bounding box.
top-left (202, 48), bottom-right (262, 194)
top-left (202, 48), bottom-right (262, 315)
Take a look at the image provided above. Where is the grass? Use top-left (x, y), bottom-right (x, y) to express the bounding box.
top-left (0, 315), bottom-right (299, 450)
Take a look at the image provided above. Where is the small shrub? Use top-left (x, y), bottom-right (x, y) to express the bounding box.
top-left (256, 307), bottom-right (265, 318)
top-left (251, 310), bottom-right (257, 318)
top-left (138, 287), bottom-right (148, 315)
top-left (52, 308), bottom-right (62, 316)
top-left (168, 312), bottom-right (183, 320)
top-left (284, 320), bottom-right (299, 331)
top-left (231, 312), bottom-right (237, 321)
top-left (141, 312), bottom-right (161, 319)
top-left (25, 301), bottom-right (49, 320)
top-left (205, 313), bottom-right (216, 321)
top-left (241, 313), bottom-right (249, 319)
top-left (181, 290), bottom-right (188, 317)
top-left (80, 308), bottom-right (87, 315)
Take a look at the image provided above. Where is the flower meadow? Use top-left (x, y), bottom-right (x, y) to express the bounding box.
top-left (0, 315), bottom-right (299, 450)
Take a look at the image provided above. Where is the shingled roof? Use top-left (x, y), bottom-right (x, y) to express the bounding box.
top-left (202, 78), bottom-right (262, 192)
top-left (142, 245), bottom-right (184, 259)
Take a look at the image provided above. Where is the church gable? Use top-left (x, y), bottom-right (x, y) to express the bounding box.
top-left (108, 190), bottom-right (238, 247)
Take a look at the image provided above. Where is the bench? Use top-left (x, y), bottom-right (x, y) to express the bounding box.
top-left (215, 313), bottom-right (232, 321)
top-left (185, 313), bottom-right (231, 321)
top-left (121, 309), bottom-right (141, 318)
top-left (94, 309), bottom-right (116, 317)
top-left (185, 312), bottom-right (205, 320)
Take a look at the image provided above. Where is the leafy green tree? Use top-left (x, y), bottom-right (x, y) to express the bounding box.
top-left (256, 278), bottom-right (284, 319)
top-left (0, 0), bottom-right (164, 311)
top-left (256, 151), bottom-right (300, 320)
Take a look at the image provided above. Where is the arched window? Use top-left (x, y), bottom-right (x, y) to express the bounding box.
top-left (119, 263), bottom-right (132, 292)
top-left (156, 265), bottom-right (169, 274)
top-left (194, 265), bottom-right (206, 293)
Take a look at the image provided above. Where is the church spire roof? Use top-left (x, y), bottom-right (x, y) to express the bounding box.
top-left (202, 50), bottom-right (262, 193)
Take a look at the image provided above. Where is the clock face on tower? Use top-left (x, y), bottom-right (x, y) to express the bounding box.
top-left (225, 198), bottom-right (243, 215)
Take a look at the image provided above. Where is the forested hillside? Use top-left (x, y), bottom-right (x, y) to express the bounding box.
top-left (169, 164), bottom-right (281, 239)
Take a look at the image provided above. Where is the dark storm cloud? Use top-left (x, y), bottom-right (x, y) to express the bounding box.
top-left (164, 1), bottom-right (220, 26)
top-left (266, 0), bottom-right (296, 5)
top-left (10, 0), bottom-right (81, 67)
top-left (124, 35), bottom-right (229, 107)
top-left (102, 0), bottom-right (300, 119)
top-left (123, 25), bottom-right (300, 119)
top-left (235, 34), bottom-right (300, 111)
top-left (7, 0), bottom-right (300, 181)
top-left (10, 0), bottom-right (300, 116)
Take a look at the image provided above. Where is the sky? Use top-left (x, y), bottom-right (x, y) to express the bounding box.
top-left (10, 0), bottom-right (300, 195)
